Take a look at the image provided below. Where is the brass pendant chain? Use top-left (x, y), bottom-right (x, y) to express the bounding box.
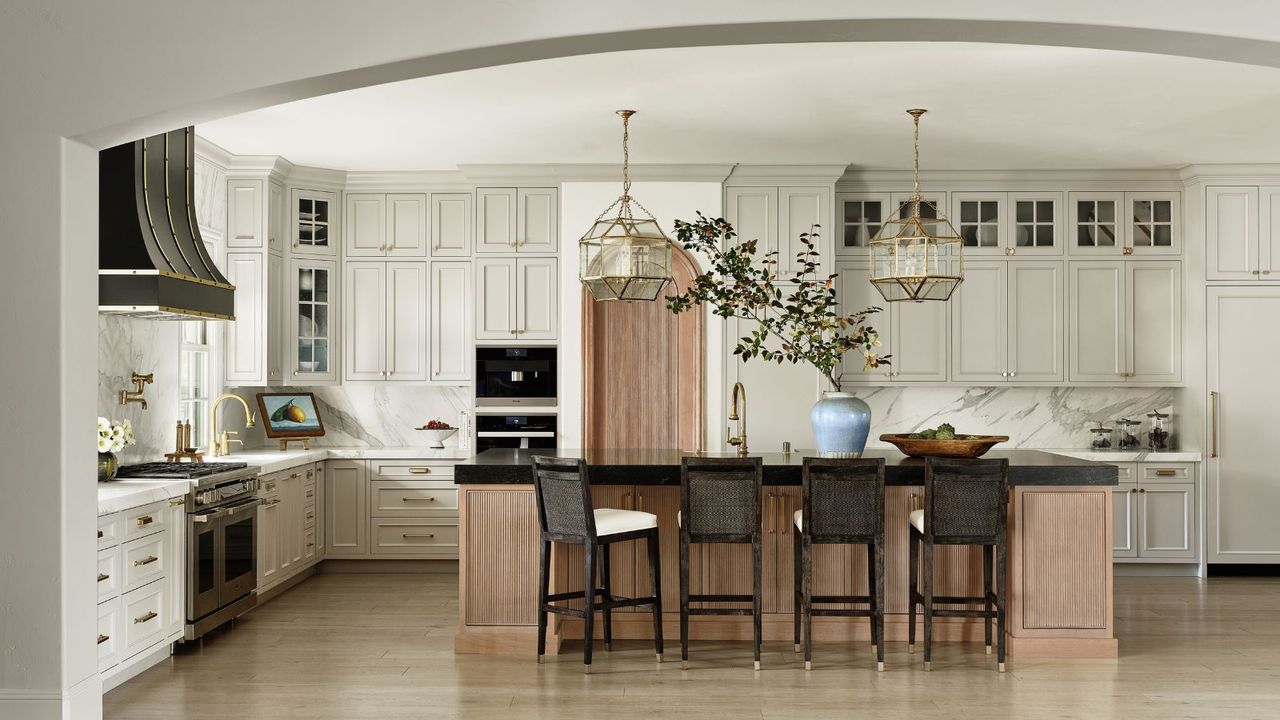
top-left (908, 108), bottom-right (926, 203)
top-left (618, 109), bottom-right (634, 219)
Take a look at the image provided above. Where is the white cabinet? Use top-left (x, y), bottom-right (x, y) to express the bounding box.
top-left (1206, 185), bottom-right (1280, 280)
top-left (952, 261), bottom-right (1064, 383)
top-left (1008, 262), bottom-right (1065, 382)
top-left (257, 479), bottom-right (281, 587)
top-left (290, 188), bottom-right (339, 257)
top-left (387, 194), bottom-right (428, 257)
top-left (288, 258), bottom-right (339, 384)
top-left (1068, 192), bottom-right (1180, 257)
top-left (1067, 260), bottom-right (1181, 384)
top-left (951, 261), bottom-right (1007, 382)
top-left (223, 252), bottom-right (267, 384)
top-left (835, 260), bottom-right (945, 384)
top-left (343, 261), bottom-right (428, 381)
top-left (344, 193), bottom-right (428, 258)
top-left (725, 186), bottom-right (776, 257)
top-left (223, 175), bottom-right (285, 386)
top-left (835, 192), bottom-right (890, 256)
top-left (266, 253), bottom-right (284, 383)
top-left (726, 186), bottom-right (830, 276)
top-left (227, 179), bottom-right (265, 249)
top-left (268, 181), bottom-right (285, 254)
top-left (475, 257), bottom-right (557, 341)
top-left (475, 187), bottom-right (558, 254)
top-left (1113, 467), bottom-right (1138, 559)
top-left (475, 187), bottom-right (517, 253)
top-left (431, 192), bottom-right (473, 257)
top-left (431, 261), bottom-right (473, 381)
top-left (1007, 192), bottom-right (1064, 256)
top-left (951, 192), bottom-right (1007, 256)
top-left (325, 460), bottom-right (368, 557)
top-left (1126, 192), bottom-right (1181, 256)
top-left (835, 261), bottom-right (890, 383)
top-left (258, 464), bottom-right (323, 594)
top-left (1137, 482), bottom-right (1196, 559)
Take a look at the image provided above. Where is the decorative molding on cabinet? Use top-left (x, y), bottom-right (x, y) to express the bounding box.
top-left (838, 167), bottom-right (1185, 190)
top-left (725, 164), bottom-right (847, 185)
top-left (459, 163), bottom-right (735, 185)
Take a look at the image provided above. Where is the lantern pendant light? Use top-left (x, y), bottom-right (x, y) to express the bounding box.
top-left (868, 109), bottom-right (964, 302)
top-left (579, 110), bottom-right (675, 302)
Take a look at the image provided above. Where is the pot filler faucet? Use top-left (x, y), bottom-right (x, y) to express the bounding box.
top-left (726, 381), bottom-right (748, 456)
top-left (210, 393), bottom-right (257, 457)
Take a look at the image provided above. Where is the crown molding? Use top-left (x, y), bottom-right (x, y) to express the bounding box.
top-left (284, 164), bottom-right (347, 190)
top-left (725, 164), bottom-right (848, 185)
top-left (343, 170), bottom-right (470, 192)
top-left (193, 135), bottom-right (233, 171)
top-left (1178, 163), bottom-right (1280, 184)
top-left (836, 167), bottom-right (1185, 191)
top-left (458, 163), bottom-right (735, 185)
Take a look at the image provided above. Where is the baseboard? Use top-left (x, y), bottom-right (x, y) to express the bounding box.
top-left (256, 565), bottom-right (318, 603)
top-left (101, 642), bottom-right (174, 693)
top-left (1114, 563), bottom-right (1201, 577)
top-left (1207, 563), bottom-right (1280, 577)
top-left (0, 673), bottom-right (103, 719)
top-left (319, 559), bottom-right (458, 574)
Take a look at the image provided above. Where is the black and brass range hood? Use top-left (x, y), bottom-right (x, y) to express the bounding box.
top-left (99, 127), bottom-right (235, 320)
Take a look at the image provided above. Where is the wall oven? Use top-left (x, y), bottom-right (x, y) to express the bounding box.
top-left (475, 414), bottom-right (558, 452)
top-left (475, 347), bottom-right (556, 407)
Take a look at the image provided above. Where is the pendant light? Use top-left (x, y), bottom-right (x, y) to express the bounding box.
top-left (869, 109), bottom-right (964, 302)
top-left (579, 110), bottom-right (674, 302)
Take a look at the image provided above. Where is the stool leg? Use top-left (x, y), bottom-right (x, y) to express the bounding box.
top-left (601, 542), bottom-right (613, 652)
top-left (679, 534), bottom-right (690, 670)
top-left (908, 530), bottom-right (919, 654)
top-left (997, 538), bottom-right (1008, 673)
top-left (646, 529), bottom-right (664, 662)
top-left (752, 537), bottom-right (763, 671)
top-left (874, 538), bottom-right (885, 672)
top-left (793, 528), bottom-right (802, 653)
top-left (866, 542), bottom-right (879, 654)
top-left (923, 541), bottom-right (934, 671)
top-left (537, 539), bottom-right (550, 664)
top-left (583, 542), bottom-right (596, 673)
top-left (983, 543), bottom-right (994, 655)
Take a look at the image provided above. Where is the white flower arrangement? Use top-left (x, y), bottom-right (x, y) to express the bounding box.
top-left (97, 417), bottom-right (136, 454)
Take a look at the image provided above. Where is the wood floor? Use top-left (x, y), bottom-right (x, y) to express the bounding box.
top-left (105, 571), bottom-right (1280, 720)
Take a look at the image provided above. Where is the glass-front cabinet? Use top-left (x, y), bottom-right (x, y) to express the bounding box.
top-left (950, 192), bottom-right (1005, 256)
top-left (1069, 191), bottom-right (1180, 256)
top-left (290, 188), bottom-right (339, 257)
top-left (1008, 191), bottom-right (1063, 255)
top-left (289, 258), bottom-right (339, 384)
top-left (835, 192), bottom-right (890, 256)
top-left (1126, 192), bottom-right (1181, 255)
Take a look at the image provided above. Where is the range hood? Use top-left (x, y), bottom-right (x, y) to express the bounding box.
top-left (99, 127), bottom-right (235, 320)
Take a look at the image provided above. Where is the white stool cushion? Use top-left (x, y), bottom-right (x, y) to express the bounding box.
top-left (595, 508), bottom-right (657, 537)
top-left (908, 509), bottom-right (924, 534)
top-left (793, 509), bottom-right (803, 531)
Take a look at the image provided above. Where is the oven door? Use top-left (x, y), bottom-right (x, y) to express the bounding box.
top-left (218, 498), bottom-right (260, 606)
top-left (188, 507), bottom-right (224, 621)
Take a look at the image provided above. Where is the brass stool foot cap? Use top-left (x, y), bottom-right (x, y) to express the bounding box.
top-left (804, 661), bottom-right (811, 671)
top-left (584, 665), bottom-right (592, 675)
top-left (753, 660), bottom-right (761, 671)
top-left (986, 645), bottom-right (993, 655)
top-left (924, 661), bottom-right (932, 672)
top-left (877, 661), bottom-right (885, 672)
top-left (537, 655), bottom-right (544, 664)
top-left (605, 643), bottom-right (612, 652)
top-left (793, 643), bottom-right (801, 653)
top-left (681, 660), bottom-right (688, 670)
top-left (999, 662), bottom-right (1007, 673)
top-left (907, 643), bottom-right (915, 654)
top-left (656, 653), bottom-right (663, 663)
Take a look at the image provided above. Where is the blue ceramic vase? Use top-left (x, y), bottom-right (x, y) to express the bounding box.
top-left (810, 391), bottom-right (872, 458)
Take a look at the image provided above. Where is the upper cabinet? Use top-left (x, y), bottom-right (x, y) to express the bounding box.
top-left (836, 260), bottom-right (947, 384)
top-left (726, 186), bottom-right (830, 277)
top-left (948, 191), bottom-right (1064, 257)
top-left (475, 257), bottom-right (557, 342)
top-left (343, 261), bottom-right (428, 382)
top-left (951, 260), bottom-right (1064, 383)
top-left (835, 192), bottom-right (890, 256)
top-left (228, 178), bottom-right (286, 255)
top-left (430, 261), bottom-right (473, 381)
top-left (223, 176), bottom-right (285, 386)
top-left (475, 187), bottom-right (558, 254)
top-left (1068, 191), bottom-right (1180, 257)
top-left (289, 258), bottom-right (339, 384)
top-left (1206, 185), bottom-right (1280, 281)
top-left (344, 193), bottom-right (427, 258)
top-left (431, 192), bottom-right (473, 257)
top-left (290, 189), bottom-right (339, 257)
top-left (1068, 260), bottom-right (1182, 384)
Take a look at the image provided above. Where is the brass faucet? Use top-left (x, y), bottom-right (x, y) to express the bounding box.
top-left (118, 373), bottom-right (153, 409)
top-left (726, 381), bottom-right (748, 456)
top-left (210, 393), bottom-right (257, 457)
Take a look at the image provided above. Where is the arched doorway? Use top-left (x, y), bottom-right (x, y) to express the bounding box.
top-left (582, 245), bottom-right (704, 450)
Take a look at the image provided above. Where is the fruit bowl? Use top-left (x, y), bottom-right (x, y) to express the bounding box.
top-left (879, 433), bottom-right (1009, 459)
top-left (417, 427), bottom-right (458, 449)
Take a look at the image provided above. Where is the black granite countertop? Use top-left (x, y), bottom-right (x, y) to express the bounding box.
top-left (454, 448), bottom-right (1118, 486)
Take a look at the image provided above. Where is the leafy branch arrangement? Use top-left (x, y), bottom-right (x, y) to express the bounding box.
top-left (665, 213), bottom-right (889, 391)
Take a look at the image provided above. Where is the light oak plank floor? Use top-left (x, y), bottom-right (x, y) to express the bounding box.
top-left (105, 572), bottom-right (1280, 720)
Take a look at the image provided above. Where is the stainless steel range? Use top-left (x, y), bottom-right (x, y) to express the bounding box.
top-left (116, 462), bottom-right (261, 640)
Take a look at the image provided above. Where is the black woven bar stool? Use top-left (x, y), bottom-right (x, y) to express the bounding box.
top-left (908, 457), bottom-right (1010, 672)
top-left (792, 457), bottom-right (886, 671)
top-left (532, 455), bottom-right (664, 673)
top-left (678, 456), bottom-right (763, 670)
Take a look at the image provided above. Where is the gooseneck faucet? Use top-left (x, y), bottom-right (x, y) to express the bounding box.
top-left (726, 381), bottom-right (748, 456)
top-left (210, 393), bottom-right (257, 457)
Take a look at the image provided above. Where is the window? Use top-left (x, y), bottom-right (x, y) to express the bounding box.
top-left (180, 321), bottom-right (211, 450)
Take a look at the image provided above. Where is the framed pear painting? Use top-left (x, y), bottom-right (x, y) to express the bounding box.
top-left (256, 392), bottom-right (326, 448)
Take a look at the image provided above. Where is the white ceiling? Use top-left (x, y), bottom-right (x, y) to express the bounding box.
top-left (199, 42), bottom-right (1280, 171)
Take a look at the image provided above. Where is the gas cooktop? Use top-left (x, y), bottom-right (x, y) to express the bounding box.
top-left (116, 462), bottom-right (250, 479)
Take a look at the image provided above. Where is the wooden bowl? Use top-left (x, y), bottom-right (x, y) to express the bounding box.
top-left (879, 433), bottom-right (1010, 459)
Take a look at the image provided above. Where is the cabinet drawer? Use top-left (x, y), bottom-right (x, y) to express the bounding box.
top-left (370, 520), bottom-right (459, 555)
top-left (370, 481), bottom-right (458, 517)
top-left (122, 534), bottom-right (167, 593)
top-left (98, 513), bottom-right (123, 550)
top-left (1113, 463), bottom-right (1138, 484)
top-left (304, 526), bottom-right (317, 562)
top-left (97, 547), bottom-right (122, 603)
top-left (97, 597), bottom-right (123, 673)
top-left (303, 504), bottom-right (318, 528)
top-left (1140, 463), bottom-right (1194, 483)
top-left (122, 582), bottom-right (167, 659)
top-left (370, 461), bottom-right (456, 480)
top-left (124, 501), bottom-right (167, 541)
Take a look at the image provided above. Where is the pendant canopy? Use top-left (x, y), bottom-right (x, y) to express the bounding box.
top-left (868, 109), bottom-right (964, 302)
top-left (579, 110), bottom-right (674, 302)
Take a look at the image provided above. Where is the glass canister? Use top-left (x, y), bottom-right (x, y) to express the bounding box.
top-left (1089, 421), bottom-right (1114, 450)
top-left (1116, 418), bottom-right (1142, 450)
top-left (1147, 411), bottom-right (1172, 450)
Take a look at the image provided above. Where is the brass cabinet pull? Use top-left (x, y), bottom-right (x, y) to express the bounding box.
top-left (622, 491), bottom-right (632, 510)
top-left (402, 533), bottom-right (436, 539)
top-left (1130, 488), bottom-right (1137, 494)
top-left (1154, 469), bottom-right (1177, 477)
top-left (637, 492), bottom-right (644, 514)
top-left (409, 467), bottom-right (431, 474)
top-left (401, 496), bottom-right (436, 502)
top-left (767, 494), bottom-right (776, 534)
top-left (133, 611), bottom-right (158, 625)
top-left (307, 470), bottom-right (314, 478)
top-left (305, 491), bottom-right (315, 498)
top-left (168, 498), bottom-right (185, 508)
top-left (265, 482), bottom-right (276, 491)
top-left (97, 530), bottom-right (104, 539)
top-left (289, 472), bottom-right (300, 479)
top-left (134, 555), bottom-right (158, 567)
top-left (780, 495), bottom-right (788, 535)
top-left (1210, 391), bottom-right (1219, 458)
top-left (135, 515), bottom-right (153, 527)
top-left (97, 634), bottom-right (110, 645)
top-left (1138, 488), bottom-right (1146, 494)
top-left (97, 573), bottom-right (109, 582)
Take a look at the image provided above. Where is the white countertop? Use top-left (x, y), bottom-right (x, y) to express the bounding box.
top-left (98, 479), bottom-right (191, 516)
top-left (1044, 449), bottom-right (1203, 463)
top-left (219, 446), bottom-right (469, 474)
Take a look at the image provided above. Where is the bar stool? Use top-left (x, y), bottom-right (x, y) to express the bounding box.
top-left (908, 457), bottom-right (1009, 672)
top-left (532, 455), bottom-right (664, 673)
top-left (792, 457), bottom-right (886, 671)
top-left (678, 456), bottom-right (763, 670)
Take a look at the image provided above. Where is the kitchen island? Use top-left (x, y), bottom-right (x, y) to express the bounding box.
top-left (454, 449), bottom-right (1119, 658)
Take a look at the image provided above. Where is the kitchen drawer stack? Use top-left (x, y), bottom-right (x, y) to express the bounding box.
top-left (324, 458), bottom-right (460, 559)
top-left (1112, 461), bottom-right (1198, 562)
top-left (257, 461), bottom-right (325, 594)
top-left (96, 496), bottom-right (186, 688)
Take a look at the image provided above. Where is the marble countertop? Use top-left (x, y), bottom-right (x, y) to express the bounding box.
top-left (219, 446), bottom-right (470, 474)
top-left (98, 479), bottom-right (191, 516)
top-left (1044, 449), bottom-right (1203, 462)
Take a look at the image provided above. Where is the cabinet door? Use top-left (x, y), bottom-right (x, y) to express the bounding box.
top-left (475, 257), bottom-right (517, 340)
top-left (257, 491), bottom-right (281, 587)
top-left (343, 262), bottom-right (386, 381)
top-left (325, 461), bottom-right (367, 556)
top-left (517, 258), bottom-right (558, 340)
top-left (1007, 192), bottom-right (1063, 256)
top-left (1067, 192), bottom-right (1124, 256)
top-left (1138, 483), bottom-right (1195, 558)
top-left (476, 188), bottom-right (517, 253)
top-left (278, 474), bottom-right (298, 575)
top-left (267, 253), bottom-right (284, 383)
top-left (344, 193), bottom-right (386, 257)
top-left (224, 252), bottom-right (266, 385)
top-left (1113, 484), bottom-right (1138, 558)
top-left (291, 189), bottom-right (338, 257)
top-left (777, 186), bottom-right (828, 276)
top-left (1206, 186), bottom-right (1257, 280)
top-left (890, 296), bottom-right (948, 382)
top-left (1008, 261), bottom-right (1064, 382)
top-left (227, 179), bottom-right (264, 249)
top-left (289, 259), bottom-right (338, 383)
top-left (951, 192), bottom-right (1006, 257)
top-left (765, 486), bottom-right (803, 613)
top-left (431, 192), bottom-right (473, 257)
top-left (836, 261), bottom-right (892, 384)
top-left (1128, 261), bottom-right (1182, 383)
top-left (1126, 192), bottom-right (1180, 256)
top-left (890, 192), bottom-right (947, 226)
top-left (431, 261), bottom-right (473, 381)
top-left (835, 192), bottom-right (890, 256)
top-left (165, 500), bottom-right (186, 639)
top-left (951, 261), bottom-right (1008, 382)
top-left (1259, 187), bottom-right (1280, 277)
top-left (268, 181), bottom-right (285, 254)
top-left (386, 261), bottom-right (429, 381)
top-left (725, 187), bottom-right (777, 266)
top-left (1068, 261), bottom-right (1125, 383)
top-left (387, 193), bottom-right (428, 257)
top-left (517, 188), bottom-right (558, 253)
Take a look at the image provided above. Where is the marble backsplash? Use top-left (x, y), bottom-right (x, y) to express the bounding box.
top-left (98, 315), bottom-right (183, 464)
top-left (858, 386), bottom-right (1178, 450)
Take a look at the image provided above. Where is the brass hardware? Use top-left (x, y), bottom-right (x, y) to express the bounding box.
top-left (767, 493), bottom-right (776, 534)
top-left (136, 515), bottom-right (153, 527)
top-left (409, 467), bottom-right (431, 474)
top-left (1139, 488), bottom-right (1146, 493)
top-left (779, 495), bottom-right (787, 535)
top-left (402, 533), bottom-right (436, 539)
top-left (98, 530), bottom-right (104, 539)
top-left (306, 470), bottom-right (314, 478)
top-left (622, 491), bottom-right (632, 510)
top-left (305, 490), bottom-right (314, 498)
top-left (289, 472), bottom-right (300, 479)
top-left (1130, 488), bottom-right (1137, 494)
top-left (168, 497), bottom-right (185, 508)
top-left (727, 381), bottom-right (748, 455)
top-left (97, 634), bottom-right (109, 645)
top-left (638, 492), bottom-right (644, 513)
top-left (1266, 270), bottom-right (1273, 275)
top-left (306, 512), bottom-right (315, 519)
top-left (264, 498), bottom-right (281, 507)
top-left (133, 611), bottom-right (158, 625)
top-left (1155, 469), bottom-right (1177, 477)
top-left (211, 393), bottom-right (257, 457)
top-left (1123, 246), bottom-right (1134, 256)
top-left (402, 496), bottom-right (436, 502)
top-left (97, 573), bottom-right (109, 582)
top-left (134, 555), bottom-right (158, 567)
top-left (118, 373), bottom-right (154, 409)
top-left (265, 481), bottom-right (276, 491)
top-left (1253, 270), bottom-right (1261, 275)
top-left (1210, 391), bottom-right (1219, 458)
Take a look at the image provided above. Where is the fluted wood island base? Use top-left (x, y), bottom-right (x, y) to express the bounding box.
top-left (454, 449), bottom-right (1119, 659)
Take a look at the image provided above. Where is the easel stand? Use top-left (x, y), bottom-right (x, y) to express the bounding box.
top-left (279, 438), bottom-right (312, 451)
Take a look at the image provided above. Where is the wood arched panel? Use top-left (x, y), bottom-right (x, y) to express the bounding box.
top-left (582, 246), bottom-right (705, 450)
